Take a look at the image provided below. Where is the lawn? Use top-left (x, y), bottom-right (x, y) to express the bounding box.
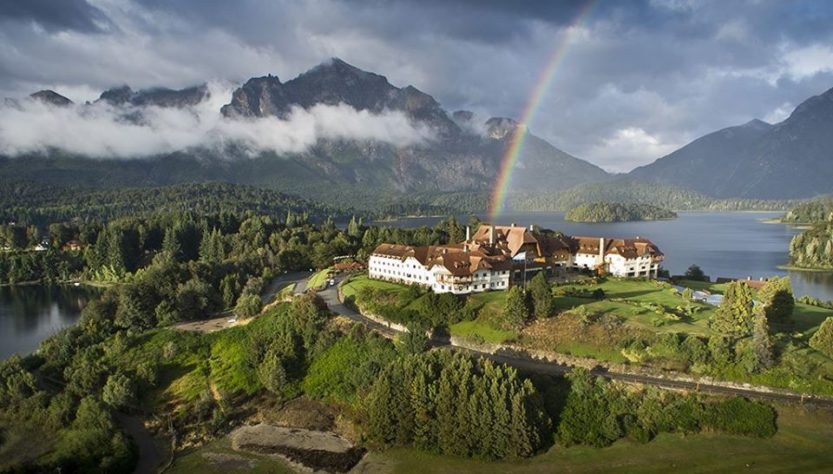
top-left (553, 279), bottom-right (717, 336)
top-left (449, 319), bottom-right (517, 344)
top-left (341, 274), bottom-right (409, 300)
top-left (362, 404), bottom-right (833, 473)
top-left (307, 267), bottom-right (334, 291)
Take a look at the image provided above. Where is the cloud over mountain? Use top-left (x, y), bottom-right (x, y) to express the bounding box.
top-left (0, 84), bottom-right (434, 158)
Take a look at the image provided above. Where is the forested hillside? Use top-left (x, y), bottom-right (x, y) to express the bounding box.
top-left (506, 179), bottom-right (797, 212)
top-left (565, 202), bottom-right (677, 222)
top-left (0, 182), bottom-right (352, 226)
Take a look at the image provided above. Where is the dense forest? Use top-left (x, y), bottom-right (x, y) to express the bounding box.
top-left (507, 179), bottom-right (799, 212)
top-left (785, 198), bottom-right (833, 269)
top-left (564, 202), bottom-right (677, 223)
top-left (0, 181), bottom-right (356, 227)
top-left (782, 197), bottom-right (833, 224)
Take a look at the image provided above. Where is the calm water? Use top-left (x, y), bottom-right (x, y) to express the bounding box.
top-left (378, 211), bottom-right (833, 301)
top-left (0, 285), bottom-right (98, 359)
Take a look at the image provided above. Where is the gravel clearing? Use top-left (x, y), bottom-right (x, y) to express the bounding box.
top-left (231, 424), bottom-right (365, 473)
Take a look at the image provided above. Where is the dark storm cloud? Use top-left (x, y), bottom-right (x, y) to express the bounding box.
top-left (1, 0), bottom-right (833, 171)
top-left (0, 0), bottom-right (110, 32)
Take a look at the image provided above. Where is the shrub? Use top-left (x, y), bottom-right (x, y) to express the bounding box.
top-left (703, 398), bottom-right (777, 438)
top-left (810, 317), bottom-right (833, 358)
top-left (235, 293), bottom-right (262, 318)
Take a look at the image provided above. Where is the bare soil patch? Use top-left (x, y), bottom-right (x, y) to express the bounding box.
top-left (231, 424), bottom-right (365, 472)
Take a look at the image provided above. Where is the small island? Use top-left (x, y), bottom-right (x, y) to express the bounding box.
top-left (565, 202), bottom-right (678, 223)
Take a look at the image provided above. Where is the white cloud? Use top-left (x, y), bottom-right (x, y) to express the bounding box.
top-left (0, 84), bottom-right (434, 158)
top-left (589, 127), bottom-right (681, 173)
top-left (782, 44), bottom-right (833, 80)
top-left (763, 102), bottom-right (792, 124)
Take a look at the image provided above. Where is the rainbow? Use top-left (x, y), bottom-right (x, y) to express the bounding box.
top-left (488, 1), bottom-right (597, 221)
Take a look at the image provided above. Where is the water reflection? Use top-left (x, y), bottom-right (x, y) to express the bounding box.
top-left (0, 285), bottom-right (98, 359)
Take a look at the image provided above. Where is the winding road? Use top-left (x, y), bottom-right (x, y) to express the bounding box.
top-left (318, 274), bottom-right (833, 410)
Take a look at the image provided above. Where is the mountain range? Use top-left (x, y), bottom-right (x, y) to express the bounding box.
top-left (0, 59), bottom-right (608, 208)
top-left (630, 87), bottom-right (833, 199)
top-left (2, 58), bottom-right (833, 208)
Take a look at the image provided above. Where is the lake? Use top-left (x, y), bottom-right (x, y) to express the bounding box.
top-left (378, 211), bottom-right (833, 301)
top-left (0, 285), bottom-right (98, 359)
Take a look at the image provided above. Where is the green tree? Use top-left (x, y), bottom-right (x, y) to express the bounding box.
top-left (235, 293), bottom-right (262, 318)
top-left (503, 286), bottom-right (530, 330)
top-left (199, 227), bottom-right (225, 262)
top-left (528, 272), bottom-right (553, 319)
top-left (758, 276), bottom-right (794, 325)
top-left (684, 264), bottom-right (706, 281)
top-left (810, 317), bottom-right (833, 358)
top-left (257, 350), bottom-right (289, 397)
top-left (747, 307), bottom-right (774, 372)
top-left (399, 324), bottom-right (430, 355)
top-left (101, 373), bottom-right (136, 410)
top-left (347, 215), bottom-right (361, 238)
top-left (710, 281), bottom-right (755, 338)
top-left (708, 335), bottom-right (734, 367)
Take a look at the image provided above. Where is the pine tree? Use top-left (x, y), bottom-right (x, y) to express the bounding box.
top-left (410, 370), bottom-right (437, 450)
top-left (810, 317), bottom-right (833, 358)
top-left (199, 227), bottom-right (225, 262)
top-left (486, 364), bottom-right (512, 459)
top-left (710, 281), bottom-right (755, 338)
top-left (528, 272), bottom-right (552, 319)
top-left (347, 215), bottom-right (361, 238)
top-left (435, 357), bottom-right (462, 455)
top-left (503, 286), bottom-right (530, 330)
top-left (367, 367), bottom-right (398, 444)
top-left (749, 307), bottom-right (774, 372)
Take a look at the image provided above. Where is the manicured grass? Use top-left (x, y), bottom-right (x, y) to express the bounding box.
top-left (167, 437), bottom-right (293, 474)
top-left (341, 274), bottom-right (409, 300)
top-left (555, 279), bottom-right (716, 336)
top-left (307, 267), bottom-right (334, 291)
top-left (465, 290), bottom-right (508, 321)
top-left (362, 404), bottom-right (833, 473)
top-left (792, 302), bottom-right (833, 335)
top-left (450, 319), bottom-right (517, 344)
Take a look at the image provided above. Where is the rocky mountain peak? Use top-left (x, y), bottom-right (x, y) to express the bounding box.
top-left (484, 117), bottom-right (519, 139)
top-left (29, 90), bottom-right (73, 107)
top-left (98, 85), bottom-right (134, 105)
top-left (97, 84), bottom-right (208, 108)
top-left (452, 110), bottom-right (474, 123)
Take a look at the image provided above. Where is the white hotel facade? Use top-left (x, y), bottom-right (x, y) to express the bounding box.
top-left (368, 225), bottom-right (664, 294)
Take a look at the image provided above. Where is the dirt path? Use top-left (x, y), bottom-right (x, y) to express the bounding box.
top-left (117, 414), bottom-right (165, 474)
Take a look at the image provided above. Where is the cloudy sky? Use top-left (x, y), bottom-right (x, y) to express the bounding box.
top-left (2, 0), bottom-right (833, 172)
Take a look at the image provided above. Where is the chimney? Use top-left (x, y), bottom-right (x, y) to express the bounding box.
top-left (599, 237), bottom-right (605, 259)
top-left (489, 225), bottom-right (495, 245)
top-left (529, 224), bottom-right (534, 231)
top-left (466, 226), bottom-right (471, 241)
top-left (510, 223), bottom-right (516, 227)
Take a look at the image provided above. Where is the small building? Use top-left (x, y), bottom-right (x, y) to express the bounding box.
top-left (62, 240), bottom-right (83, 252)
